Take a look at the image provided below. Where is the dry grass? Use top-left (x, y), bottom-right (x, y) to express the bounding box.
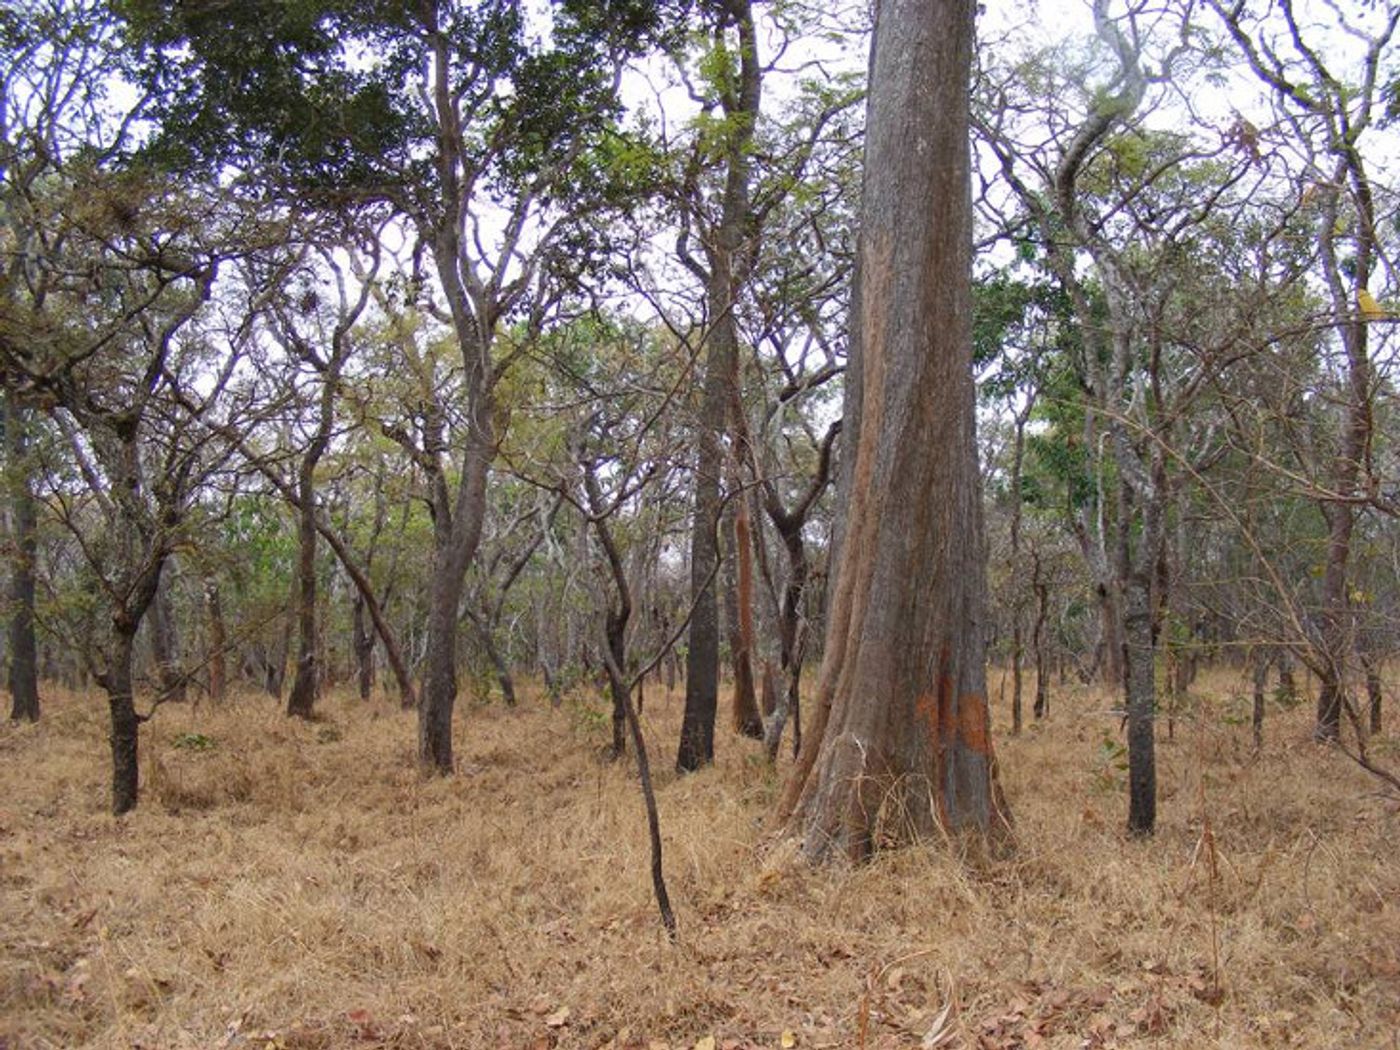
top-left (1, 667), bottom-right (1397, 1050)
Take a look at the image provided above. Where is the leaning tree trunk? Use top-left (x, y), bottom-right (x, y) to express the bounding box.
top-left (780, 0), bottom-right (1008, 861)
top-left (6, 397), bottom-right (40, 722)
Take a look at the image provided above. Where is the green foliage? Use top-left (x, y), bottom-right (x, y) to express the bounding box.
top-left (171, 732), bottom-right (216, 751)
top-left (1090, 728), bottom-right (1128, 792)
top-left (118, 0), bottom-right (682, 200)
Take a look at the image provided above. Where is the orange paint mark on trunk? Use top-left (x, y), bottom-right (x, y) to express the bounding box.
top-left (957, 694), bottom-right (992, 756)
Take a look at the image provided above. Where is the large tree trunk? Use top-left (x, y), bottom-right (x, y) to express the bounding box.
top-left (417, 428), bottom-right (491, 774)
top-left (780, 0), bottom-right (1008, 861)
top-left (6, 397), bottom-right (40, 722)
top-left (104, 631), bottom-right (140, 815)
top-left (678, 318), bottom-right (727, 771)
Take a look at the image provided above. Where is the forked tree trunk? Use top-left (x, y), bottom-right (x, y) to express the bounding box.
top-left (780, 0), bottom-right (1009, 861)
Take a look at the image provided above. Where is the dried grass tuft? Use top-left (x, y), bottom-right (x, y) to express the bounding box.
top-left (1, 669), bottom-right (1397, 1049)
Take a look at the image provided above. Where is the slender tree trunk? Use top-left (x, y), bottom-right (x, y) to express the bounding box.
top-left (1032, 550), bottom-right (1049, 720)
top-left (1009, 407), bottom-right (1028, 735)
top-left (781, 0), bottom-right (1008, 860)
top-left (204, 574), bottom-right (226, 703)
top-left (6, 397), bottom-right (40, 722)
top-left (1360, 648), bottom-right (1383, 736)
top-left (731, 497), bottom-right (762, 737)
top-left (469, 611), bottom-right (516, 707)
top-left (1252, 648), bottom-right (1268, 750)
top-left (352, 594), bottom-right (374, 700)
top-left (679, 0), bottom-right (761, 773)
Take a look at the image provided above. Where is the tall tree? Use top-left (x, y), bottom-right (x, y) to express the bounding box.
top-left (4, 393), bottom-right (40, 721)
top-left (779, 0), bottom-right (1008, 860)
top-left (126, 0), bottom-right (678, 771)
top-left (674, 0), bottom-right (765, 771)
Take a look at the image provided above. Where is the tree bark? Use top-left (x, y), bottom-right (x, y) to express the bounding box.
top-left (678, 0), bottom-right (762, 773)
top-left (6, 397), bottom-right (40, 722)
top-left (731, 497), bottom-right (762, 737)
top-left (1032, 550), bottom-right (1049, 720)
top-left (104, 631), bottom-right (140, 816)
top-left (352, 593), bottom-right (374, 700)
top-left (285, 451), bottom-right (321, 718)
top-left (418, 418), bottom-right (492, 773)
top-left (780, 0), bottom-right (1009, 860)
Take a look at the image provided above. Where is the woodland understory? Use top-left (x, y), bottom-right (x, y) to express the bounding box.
top-left (5, 0), bottom-right (1400, 1045)
top-left (2, 673), bottom-right (1398, 1050)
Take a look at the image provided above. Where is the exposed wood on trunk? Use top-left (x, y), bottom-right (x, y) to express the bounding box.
top-left (780, 0), bottom-right (1009, 860)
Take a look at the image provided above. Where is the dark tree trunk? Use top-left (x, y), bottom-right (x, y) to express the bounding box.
top-left (678, 342), bottom-right (725, 771)
top-left (1032, 550), bottom-right (1049, 720)
top-left (1008, 407), bottom-right (1029, 735)
top-left (418, 424), bottom-right (491, 774)
top-left (285, 471), bottom-right (320, 719)
top-left (731, 498), bottom-right (762, 738)
top-left (780, 0), bottom-right (1008, 860)
top-left (1123, 567), bottom-right (1157, 835)
top-left (678, 0), bottom-right (762, 773)
top-left (105, 631), bottom-right (141, 816)
top-left (1252, 648), bottom-right (1268, 750)
top-left (6, 397), bottom-right (40, 722)
top-left (352, 594), bottom-right (374, 700)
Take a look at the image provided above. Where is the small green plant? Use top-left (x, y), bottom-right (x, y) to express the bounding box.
top-left (171, 732), bottom-right (216, 752)
top-left (1091, 729), bottom-right (1128, 792)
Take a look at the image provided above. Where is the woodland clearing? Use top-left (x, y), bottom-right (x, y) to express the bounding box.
top-left (1, 670), bottom-right (1397, 1050)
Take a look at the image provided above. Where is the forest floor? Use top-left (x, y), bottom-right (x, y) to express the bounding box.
top-left (1, 669), bottom-right (1398, 1050)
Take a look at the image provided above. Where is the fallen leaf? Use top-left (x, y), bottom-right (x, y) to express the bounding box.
top-left (780, 1031), bottom-right (797, 1048)
top-left (544, 1006), bottom-right (571, 1028)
